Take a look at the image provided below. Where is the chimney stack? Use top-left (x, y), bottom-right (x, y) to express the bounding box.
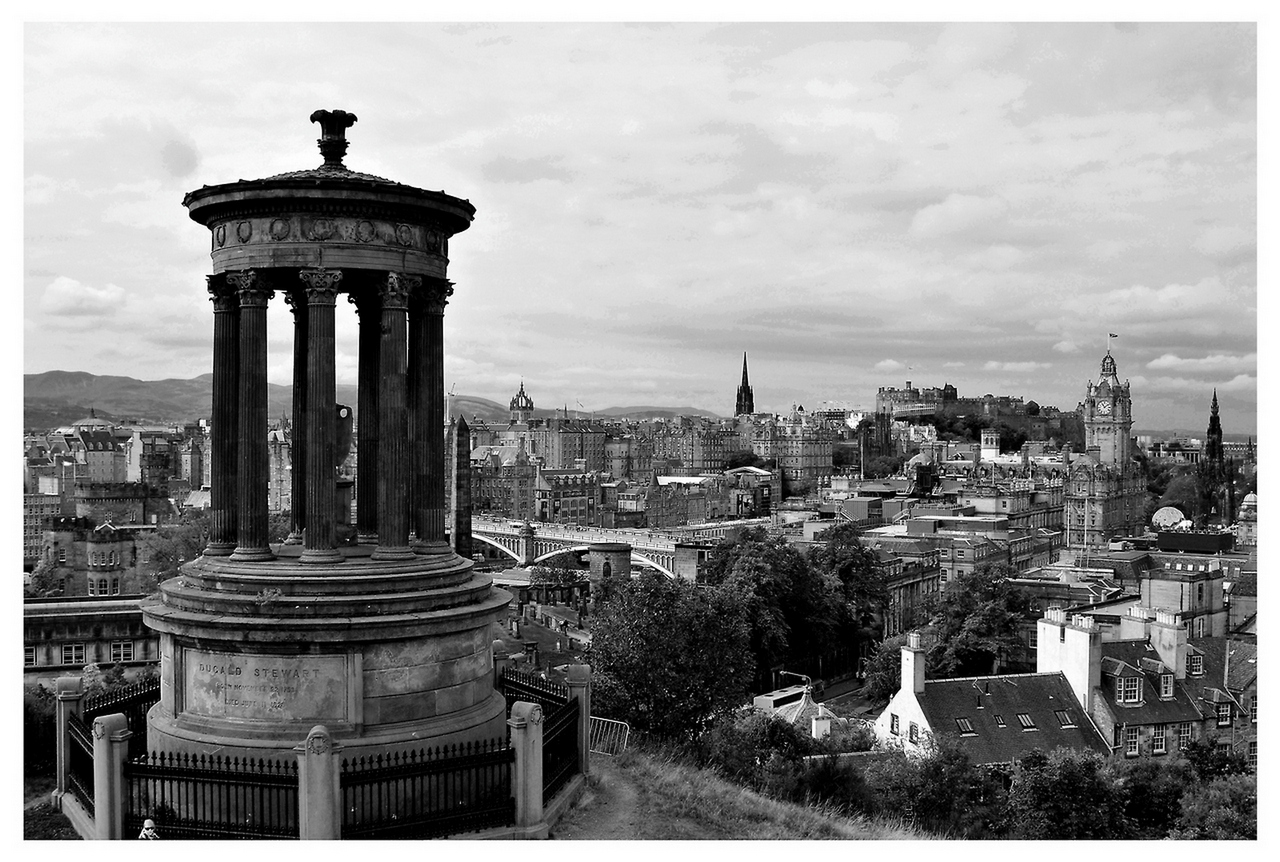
top-left (901, 632), bottom-right (926, 695)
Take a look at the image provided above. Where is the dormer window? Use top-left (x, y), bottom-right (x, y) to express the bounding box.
top-left (1216, 703), bottom-right (1232, 727)
top-left (993, 714), bottom-right (1006, 727)
top-left (1116, 675), bottom-right (1141, 704)
top-left (1160, 674), bottom-right (1174, 699)
top-left (955, 717), bottom-right (976, 736)
top-left (1016, 713), bottom-right (1036, 731)
top-left (1189, 654), bottom-right (1204, 676)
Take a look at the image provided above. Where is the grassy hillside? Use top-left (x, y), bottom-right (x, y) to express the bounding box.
top-left (553, 747), bottom-right (923, 840)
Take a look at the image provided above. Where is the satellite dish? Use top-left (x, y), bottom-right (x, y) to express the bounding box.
top-left (1152, 506), bottom-right (1185, 529)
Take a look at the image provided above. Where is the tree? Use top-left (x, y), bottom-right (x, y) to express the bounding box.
top-left (927, 563), bottom-right (1031, 677)
top-left (1178, 735), bottom-right (1253, 782)
top-left (528, 555), bottom-right (587, 586)
top-left (722, 449), bottom-right (764, 471)
top-left (590, 572), bottom-right (754, 740)
top-left (862, 633), bottom-right (917, 703)
top-left (136, 513), bottom-right (209, 592)
top-left (864, 454), bottom-right (904, 479)
top-left (808, 522), bottom-right (889, 656)
top-left (27, 557), bottom-right (61, 597)
top-left (1004, 748), bottom-right (1131, 839)
top-left (1170, 773), bottom-right (1257, 839)
top-left (700, 528), bottom-right (842, 680)
top-left (1108, 754), bottom-right (1195, 838)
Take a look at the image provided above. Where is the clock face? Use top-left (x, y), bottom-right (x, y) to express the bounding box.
top-left (1096, 401), bottom-right (1112, 415)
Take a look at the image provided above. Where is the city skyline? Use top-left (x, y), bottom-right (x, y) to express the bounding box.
top-left (24, 22), bottom-right (1257, 432)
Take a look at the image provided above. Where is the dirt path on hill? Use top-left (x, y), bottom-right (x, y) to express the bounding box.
top-left (549, 754), bottom-right (643, 840)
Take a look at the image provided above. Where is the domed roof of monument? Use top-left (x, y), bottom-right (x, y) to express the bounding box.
top-left (1242, 492), bottom-right (1258, 506)
top-left (183, 109), bottom-right (474, 234)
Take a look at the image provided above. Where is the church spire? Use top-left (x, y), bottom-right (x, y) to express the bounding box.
top-left (735, 352), bottom-right (755, 416)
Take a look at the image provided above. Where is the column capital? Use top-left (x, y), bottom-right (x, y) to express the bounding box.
top-left (283, 287), bottom-right (307, 314)
top-left (378, 271), bottom-right (421, 310)
top-left (206, 275), bottom-right (239, 312)
top-left (299, 267), bottom-right (344, 303)
top-left (227, 270), bottom-right (275, 307)
top-left (347, 287), bottom-right (379, 315)
top-left (421, 278), bottom-right (454, 314)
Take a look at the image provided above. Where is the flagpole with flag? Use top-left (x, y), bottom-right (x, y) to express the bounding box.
top-left (1108, 332), bottom-right (1118, 351)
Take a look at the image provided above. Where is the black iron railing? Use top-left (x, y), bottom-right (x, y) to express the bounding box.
top-left (496, 667), bottom-right (569, 716)
top-left (66, 711), bottom-right (95, 816)
top-left (340, 739), bottom-right (515, 839)
top-left (123, 751), bottom-right (299, 840)
top-left (541, 697), bottom-right (579, 805)
top-left (85, 678), bottom-right (161, 760)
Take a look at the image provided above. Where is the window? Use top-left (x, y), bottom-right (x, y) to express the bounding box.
top-left (1217, 703), bottom-right (1232, 727)
top-left (1028, 629), bottom-right (1037, 649)
top-left (890, 713), bottom-right (899, 736)
top-left (98, 579), bottom-right (108, 595)
top-left (955, 717), bottom-right (975, 735)
top-left (1248, 741), bottom-right (1257, 771)
top-left (993, 714), bottom-right (1006, 728)
top-left (1194, 616), bottom-right (1205, 637)
top-left (25, 646), bottom-right (36, 667)
top-left (1250, 695), bottom-right (1257, 723)
top-left (1016, 713), bottom-right (1036, 731)
top-left (62, 643), bottom-right (85, 666)
top-left (1125, 726), bottom-right (1140, 757)
top-left (110, 641), bottom-right (133, 663)
top-left (1177, 722), bottom-right (1193, 750)
top-left (1054, 709), bottom-right (1076, 728)
top-left (111, 578), bottom-right (120, 595)
top-left (1189, 654), bottom-right (1203, 676)
top-left (1152, 724), bottom-right (1167, 755)
top-left (58, 548), bottom-right (67, 563)
top-left (908, 722), bottom-right (919, 743)
top-left (1117, 675), bottom-right (1141, 703)
top-left (1197, 583), bottom-right (1204, 605)
top-left (87, 578), bottom-right (97, 596)
top-left (1160, 674), bottom-right (1174, 699)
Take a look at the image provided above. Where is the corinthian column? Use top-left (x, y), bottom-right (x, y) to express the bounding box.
top-left (205, 275), bottom-right (239, 556)
top-left (284, 289), bottom-right (308, 545)
top-left (299, 267), bottom-right (344, 564)
top-left (417, 278), bottom-right (453, 551)
top-left (349, 288), bottom-right (380, 540)
top-left (373, 271), bottom-right (418, 560)
top-left (228, 270), bottom-right (274, 561)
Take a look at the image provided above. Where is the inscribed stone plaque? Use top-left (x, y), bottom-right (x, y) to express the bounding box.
top-left (183, 650), bottom-right (348, 721)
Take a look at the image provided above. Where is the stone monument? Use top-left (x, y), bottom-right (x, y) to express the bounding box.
top-left (141, 110), bottom-right (510, 758)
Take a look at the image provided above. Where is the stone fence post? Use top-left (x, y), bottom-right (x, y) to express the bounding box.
top-left (91, 713), bottom-right (131, 839)
top-left (53, 676), bottom-right (84, 803)
top-left (507, 701), bottom-right (543, 828)
top-left (566, 663), bottom-right (591, 776)
top-left (295, 725), bottom-right (343, 840)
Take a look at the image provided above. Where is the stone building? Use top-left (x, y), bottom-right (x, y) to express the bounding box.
top-left (1065, 350), bottom-right (1146, 548)
top-left (38, 518), bottom-right (156, 597)
top-left (24, 596), bottom-right (160, 686)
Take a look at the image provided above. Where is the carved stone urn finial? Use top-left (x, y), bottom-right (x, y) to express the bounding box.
top-left (309, 109), bottom-right (358, 168)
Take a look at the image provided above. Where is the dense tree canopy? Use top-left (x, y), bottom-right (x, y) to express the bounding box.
top-left (701, 528), bottom-right (843, 679)
top-left (1005, 749), bottom-right (1130, 839)
top-left (926, 563), bottom-right (1031, 677)
top-left (590, 572), bottom-right (754, 740)
top-left (136, 511), bottom-right (209, 592)
top-left (807, 522), bottom-right (888, 651)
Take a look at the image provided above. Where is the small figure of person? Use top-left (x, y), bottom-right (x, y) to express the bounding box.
top-left (139, 818), bottom-right (159, 839)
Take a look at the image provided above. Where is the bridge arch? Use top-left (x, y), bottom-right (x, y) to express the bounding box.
top-left (630, 553), bottom-right (674, 578)
top-left (472, 533), bottom-right (521, 563)
top-left (532, 546), bottom-right (590, 565)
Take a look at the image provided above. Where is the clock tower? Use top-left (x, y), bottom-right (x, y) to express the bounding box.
top-left (1065, 349), bottom-right (1145, 549)
top-left (1081, 349), bottom-right (1133, 465)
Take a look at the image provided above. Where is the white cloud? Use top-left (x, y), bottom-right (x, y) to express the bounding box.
top-left (875, 359), bottom-right (906, 372)
top-left (1053, 341), bottom-right (1080, 353)
top-left (984, 361), bottom-right (1051, 372)
top-left (1145, 353), bottom-right (1256, 374)
top-left (1191, 226), bottom-right (1254, 262)
top-left (40, 276), bottom-right (125, 317)
top-left (908, 194), bottom-right (1007, 240)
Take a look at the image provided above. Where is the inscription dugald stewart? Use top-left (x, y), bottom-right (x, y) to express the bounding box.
top-left (184, 651), bottom-right (348, 721)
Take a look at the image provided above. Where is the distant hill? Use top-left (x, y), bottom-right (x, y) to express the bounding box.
top-left (598, 406), bottom-right (723, 420)
top-left (22, 371), bottom-right (616, 431)
top-left (1135, 429), bottom-right (1255, 443)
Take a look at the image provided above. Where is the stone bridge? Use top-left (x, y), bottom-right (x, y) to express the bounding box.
top-left (470, 516), bottom-right (773, 578)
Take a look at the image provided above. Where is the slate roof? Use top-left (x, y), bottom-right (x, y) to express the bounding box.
top-left (1190, 637), bottom-right (1257, 693)
top-left (916, 672), bottom-right (1109, 765)
top-left (1096, 640), bottom-right (1204, 725)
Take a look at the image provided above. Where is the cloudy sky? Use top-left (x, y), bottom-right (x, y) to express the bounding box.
top-left (23, 20), bottom-right (1258, 433)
